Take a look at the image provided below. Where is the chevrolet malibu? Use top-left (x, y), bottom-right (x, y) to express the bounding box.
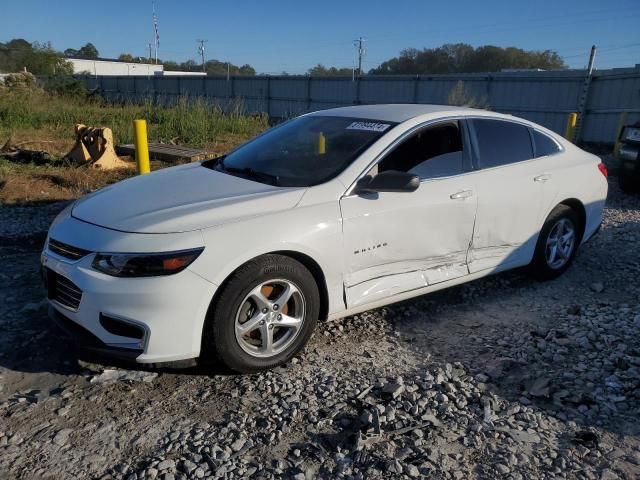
top-left (42, 104), bottom-right (608, 372)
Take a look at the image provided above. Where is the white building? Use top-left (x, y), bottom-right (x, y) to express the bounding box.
top-left (67, 57), bottom-right (208, 77)
top-left (157, 70), bottom-right (206, 76)
top-left (67, 58), bottom-right (163, 76)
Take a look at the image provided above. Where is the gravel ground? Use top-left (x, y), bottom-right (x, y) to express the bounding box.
top-left (1, 174), bottom-right (639, 479)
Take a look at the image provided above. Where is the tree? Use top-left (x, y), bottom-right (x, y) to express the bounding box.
top-left (162, 60), bottom-right (180, 71)
top-left (307, 64), bottom-right (353, 76)
top-left (447, 81), bottom-right (489, 108)
top-left (0, 39), bottom-right (72, 75)
top-left (162, 58), bottom-right (257, 75)
top-left (118, 53), bottom-right (135, 62)
top-left (369, 43), bottom-right (566, 75)
top-left (77, 42), bottom-right (99, 58)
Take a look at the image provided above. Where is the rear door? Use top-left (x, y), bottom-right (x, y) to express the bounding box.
top-left (467, 118), bottom-right (545, 273)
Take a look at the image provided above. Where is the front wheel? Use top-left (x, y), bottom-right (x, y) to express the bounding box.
top-left (528, 205), bottom-right (580, 281)
top-left (203, 254), bottom-right (319, 373)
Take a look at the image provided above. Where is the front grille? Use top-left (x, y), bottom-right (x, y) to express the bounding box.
top-left (46, 268), bottom-right (83, 311)
top-left (48, 238), bottom-right (91, 261)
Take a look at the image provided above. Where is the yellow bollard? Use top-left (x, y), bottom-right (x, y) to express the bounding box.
top-left (316, 132), bottom-right (326, 155)
top-left (133, 119), bottom-right (151, 175)
top-left (565, 113), bottom-right (578, 142)
top-left (614, 112), bottom-right (628, 157)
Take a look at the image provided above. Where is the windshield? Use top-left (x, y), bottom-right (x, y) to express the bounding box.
top-left (204, 116), bottom-right (396, 187)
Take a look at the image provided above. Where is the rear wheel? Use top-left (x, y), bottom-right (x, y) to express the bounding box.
top-left (529, 205), bottom-right (580, 280)
top-left (619, 171), bottom-right (640, 193)
top-left (203, 254), bottom-right (319, 373)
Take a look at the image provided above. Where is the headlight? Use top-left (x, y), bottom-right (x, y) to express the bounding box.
top-left (92, 248), bottom-right (204, 277)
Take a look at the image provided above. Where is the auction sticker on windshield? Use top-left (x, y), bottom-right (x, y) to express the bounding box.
top-left (346, 121), bottom-right (391, 132)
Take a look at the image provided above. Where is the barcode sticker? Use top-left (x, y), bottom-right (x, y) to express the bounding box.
top-left (346, 121), bottom-right (391, 132)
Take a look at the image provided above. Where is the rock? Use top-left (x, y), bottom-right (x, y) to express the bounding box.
top-left (230, 438), bottom-right (246, 452)
top-left (382, 382), bottom-right (405, 399)
top-left (180, 460), bottom-right (197, 474)
top-left (157, 459), bottom-right (175, 471)
top-left (404, 464), bottom-right (420, 477)
top-left (600, 469), bottom-right (617, 480)
top-left (146, 468), bottom-right (159, 479)
top-left (590, 282), bottom-right (604, 293)
top-left (90, 369), bottom-right (158, 384)
top-left (52, 428), bottom-right (73, 446)
top-left (505, 429), bottom-right (541, 444)
top-left (528, 377), bottom-right (550, 398)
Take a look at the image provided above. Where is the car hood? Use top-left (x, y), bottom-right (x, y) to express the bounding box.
top-left (72, 162), bottom-right (306, 234)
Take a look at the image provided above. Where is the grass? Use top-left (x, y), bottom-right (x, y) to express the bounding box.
top-left (0, 90), bottom-right (269, 204)
top-left (0, 157), bottom-right (133, 203)
top-left (0, 90), bottom-right (268, 148)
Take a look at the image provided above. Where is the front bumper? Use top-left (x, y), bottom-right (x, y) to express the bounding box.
top-left (49, 305), bottom-right (144, 362)
top-left (42, 217), bottom-right (218, 364)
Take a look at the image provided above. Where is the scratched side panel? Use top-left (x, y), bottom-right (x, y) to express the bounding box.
top-left (468, 160), bottom-right (544, 273)
top-left (346, 270), bottom-right (427, 307)
top-left (340, 176), bottom-right (476, 308)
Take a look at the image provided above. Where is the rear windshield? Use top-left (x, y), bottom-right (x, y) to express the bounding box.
top-left (204, 116), bottom-right (396, 187)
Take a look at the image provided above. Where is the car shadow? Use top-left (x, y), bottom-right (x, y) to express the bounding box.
top-left (387, 235), bottom-right (640, 438)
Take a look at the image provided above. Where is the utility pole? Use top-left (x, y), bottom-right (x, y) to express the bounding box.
top-left (197, 39), bottom-right (208, 72)
top-left (574, 45), bottom-right (597, 143)
top-left (586, 44), bottom-right (597, 75)
top-left (354, 37), bottom-right (366, 77)
top-left (152, 1), bottom-right (160, 64)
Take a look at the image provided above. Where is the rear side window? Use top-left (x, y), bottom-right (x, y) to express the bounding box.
top-left (473, 119), bottom-right (533, 169)
top-left (533, 130), bottom-right (561, 157)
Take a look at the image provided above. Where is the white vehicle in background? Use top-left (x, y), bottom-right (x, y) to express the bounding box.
top-left (42, 104), bottom-right (608, 372)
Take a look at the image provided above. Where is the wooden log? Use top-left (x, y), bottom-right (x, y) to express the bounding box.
top-left (116, 143), bottom-right (217, 163)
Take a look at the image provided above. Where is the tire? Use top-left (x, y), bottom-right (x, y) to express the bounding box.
top-left (619, 172), bottom-right (640, 193)
top-left (203, 254), bottom-right (319, 373)
top-left (528, 205), bottom-right (581, 281)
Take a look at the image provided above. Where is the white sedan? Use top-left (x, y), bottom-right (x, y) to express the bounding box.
top-left (42, 104), bottom-right (608, 372)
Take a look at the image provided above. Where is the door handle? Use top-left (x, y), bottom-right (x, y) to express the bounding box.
top-left (450, 190), bottom-right (473, 200)
top-left (534, 174), bottom-right (552, 183)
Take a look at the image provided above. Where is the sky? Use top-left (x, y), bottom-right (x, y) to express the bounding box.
top-left (3, 0), bottom-right (640, 74)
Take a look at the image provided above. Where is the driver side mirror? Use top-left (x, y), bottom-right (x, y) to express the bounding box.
top-left (354, 170), bottom-right (420, 194)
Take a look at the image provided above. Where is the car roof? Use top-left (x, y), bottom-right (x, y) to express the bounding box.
top-left (309, 103), bottom-right (485, 123)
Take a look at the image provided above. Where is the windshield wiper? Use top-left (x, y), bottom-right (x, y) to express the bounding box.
top-left (215, 158), bottom-right (280, 186)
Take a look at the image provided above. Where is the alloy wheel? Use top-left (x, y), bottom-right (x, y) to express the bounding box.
top-left (545, 218), bottom-right (576, 269)
top-left (234, 279), bottom-right (306, 358)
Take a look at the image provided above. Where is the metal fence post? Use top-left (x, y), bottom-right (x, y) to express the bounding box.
top-left (565, 113), bottom-right (578, 142)
top-left (133, 119), bottom-right (150, 175)
top-left (266, 76), bottom-right (271, 117)
top-left (614, 112), bottom-right (628, 156)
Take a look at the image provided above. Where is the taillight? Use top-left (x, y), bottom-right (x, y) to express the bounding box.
top-left (597, 162), bottom-right (608, 178)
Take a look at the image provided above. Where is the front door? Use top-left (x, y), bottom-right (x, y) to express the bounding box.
top-left (340, 120), bottom-right (477, 308)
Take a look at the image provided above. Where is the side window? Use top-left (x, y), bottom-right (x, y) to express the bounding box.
top-left (377, 122), bottom-right (464, 179)
top-left (533, 130), bottom-right (561, 157)
top-left (473, 119), bottom-right (533, 168)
